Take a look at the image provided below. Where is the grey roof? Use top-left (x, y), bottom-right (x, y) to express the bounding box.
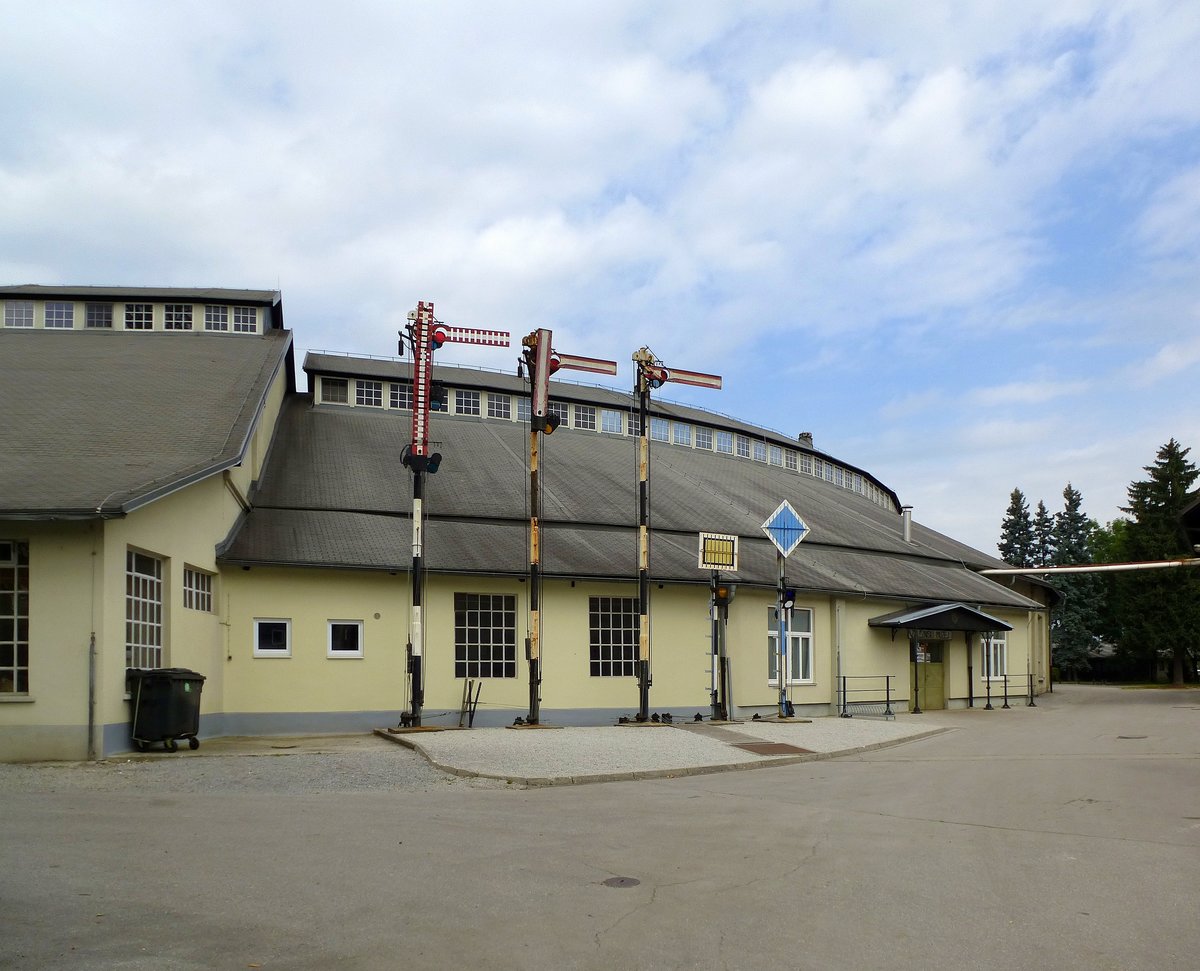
top-left (1, 284), bottom-right (281, 306)
top-left (868, 603), bottom-right (1013, 632)
top-left (0, 329), bottom-right (293, 517)
top-left (221, 387), bottom-right (1038, 610)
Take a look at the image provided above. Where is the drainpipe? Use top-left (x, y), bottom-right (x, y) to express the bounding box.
top-left (87, 632), bottom-right (97, 761)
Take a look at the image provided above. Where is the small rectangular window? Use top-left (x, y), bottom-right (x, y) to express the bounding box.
top-left (86, 303), bottom-right (114, 328)
top-left (328, 620), bottom-right (364, 658)
top-left (487, 394), bottom-right (511, 419)
top-left (716, 431), bottom-right (734, 454)
top-left (824, 463), bottom-right (835, 482)
top-left (695, 427), bottom-right (713, 450)
top-left (769, 445), bottom-right (783, 466)
top-left (547, 401), bottom-right (569, 426)
top-left (356, 380), bottom-right (383, 407)
top-left (753, 441), bottom-right (767, 462)
top-left (983, 633), bottom-right (1007, 679)
top-left (601, 409), bottom-right (623, 434)
top-left (183, 568), bottom-right (213, 612)
top-left (164, 304), bottom-right (193, 330)
top-left (574, 404), bottom-right (596, 430)
top-left (673, 423), bottom-right (692, 446)
top-left (390, 382), bottom-right (412, 410)
top-left (254, 619), bottom-right (291, 657)
top-left (785, 450), bottom-right (797, 471)
top-left (800, 454), bottom-right (813, 475)
top-left (767, 606), bottom-right (814, 685)
top-left (650, 417), bottom-right (670, 442)
top-left (124, 304), bottom-right (153, 330)
top-left (205, 305), bottom-right (229, 331)
top-left (321, 377), bottom-right (349, 404)
top-left (232, 306), bottom-right (257, 333)
top-left (44, 302), bottom-right (75, 329)
top-left (455, 389), bottom-right (481, 416)
top-left (4, 301), bottom-right (33, 328)
top-left (628, 413), bottom-right (642, 437)
top-left (516, 397), bottom-right (531, 422)
top-left (736, 435), bottom-right (750, 458)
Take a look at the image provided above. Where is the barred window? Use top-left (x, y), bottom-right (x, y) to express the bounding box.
top-left (44, 302), bottom-right (75, 328)
top-left (183, 567), bottom-right (213, 612)
top-left (165, 304), bottom-right (193, 330)
top-left (321, 377), bottom-right (348, 404)
top-left (454, 593), bottom-right (517, 679)
top-left (232, 306), bottom-right (257, 333)
top-left (716, 430), bottom-right (734, 454)
top-left (0, 540), bottom-right (30, 694)
top-left (673, 423), bottom-right (692, 447)
top-left (574, 404), bottom-right (596, 430)
top-left (205, 305), bottom-right (229, 331)
top-left (125, 550), bottom-right (163, 669)
top-left (487, 393), bottom-right (511, 419)
top-left (390, 382), bottom-right (412, 409)
top-left (356, 380), bottom-right (383, 407)
top-left (455, 389), bottom-right (481, 416)
top-left (124, 304), bottom-right (153, 330)
top-left (601, 409), bottom-right (623, 434)
top-left (695, 426), bottom-right (713, 450)
top-left (589, 596), bottom-right (639, 677)
top-left (86, 303), bottom-right (114, 328)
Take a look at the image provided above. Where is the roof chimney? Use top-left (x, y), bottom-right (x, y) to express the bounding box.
top-left (797, 432), bottom-right (813, 448)
top-left (901, 506), bottom-right (913, 543)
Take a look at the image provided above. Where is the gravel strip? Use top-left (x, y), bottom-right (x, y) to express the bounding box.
top-left (717, 715), bottom-right (939, 751)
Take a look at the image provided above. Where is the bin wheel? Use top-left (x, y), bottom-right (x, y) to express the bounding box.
top-left (188, 737), bottom-right (200, 751)
top-left (164, 738), bottom-right (178, 753)
top-left (135, 739), bottom-right (149, 752)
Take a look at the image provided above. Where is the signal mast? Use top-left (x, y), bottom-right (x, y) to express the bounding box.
top-left (398, 301), bottom-right (509, 727)
top-left (519, 330), bottom-right (617, 724)
top-left (630, 348), bottom-right (721, 722)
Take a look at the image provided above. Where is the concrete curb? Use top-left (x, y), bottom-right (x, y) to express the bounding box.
top-left (374, 725), bottom-right (951, 787)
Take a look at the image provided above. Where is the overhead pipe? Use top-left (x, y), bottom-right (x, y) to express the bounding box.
top-left (980, 558), bottom-right (1200, 576)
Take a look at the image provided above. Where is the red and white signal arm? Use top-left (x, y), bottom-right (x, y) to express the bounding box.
top-left (698, 532), bottom-right (739, 571)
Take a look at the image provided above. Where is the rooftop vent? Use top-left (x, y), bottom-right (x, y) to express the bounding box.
top-left (797, 432), bottom-right (813, 448)
top-left (901, 506), bottom-right (913, 543)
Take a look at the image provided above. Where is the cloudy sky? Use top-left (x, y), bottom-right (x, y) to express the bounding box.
top-left (3, 1), bottom-right (1198, 554)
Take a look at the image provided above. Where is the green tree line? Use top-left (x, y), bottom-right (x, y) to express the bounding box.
top-left (997, 439), bottom-right (1199, 684)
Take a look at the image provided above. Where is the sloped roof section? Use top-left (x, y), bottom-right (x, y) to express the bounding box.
top-left (0, 329), bottom-right (293, 517)
top-left (222, 387), bottom-right (1039, 610)
top-left (868, 603), bottom-right (1013, 632)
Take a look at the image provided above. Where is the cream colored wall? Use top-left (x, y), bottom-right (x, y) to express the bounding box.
top-left (0, 521), bottom-right (99, 760)
top-left (222, 567), bottom-right (411, 715)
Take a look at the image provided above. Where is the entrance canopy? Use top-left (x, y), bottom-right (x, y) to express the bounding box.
top-left (868, 602), bottom-right (1013, 635)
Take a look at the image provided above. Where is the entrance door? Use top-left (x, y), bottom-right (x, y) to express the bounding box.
top-left (911, 641), bottom-right (946, 711)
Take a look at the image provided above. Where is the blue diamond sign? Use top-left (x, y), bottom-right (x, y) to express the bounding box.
top-left (761, 500), bottom-right (810, 558)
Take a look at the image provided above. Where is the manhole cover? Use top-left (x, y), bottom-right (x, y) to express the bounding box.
top-left (732, 742), bottom-right (812, 756)
top-left (602, 877), bottom-right (641, 888)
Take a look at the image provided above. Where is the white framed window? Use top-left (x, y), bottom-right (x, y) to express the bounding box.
top-left (650, 417), bottom-right (670, 442)
top-left (86, 303), bottom-right (113, 328)
top-left (853, 474), bottom-right (864, 494)
top-left (589, 596), bottom-right (638, 677)
top-left (547, 401), bottom-right (569, 426)
top-left (800, 454), bottom-right (813, 475)
top-left (753, 441), bottom-right (768, 462)
top-left (232, 306), bottom-right (257, 333)
top-left (253, 618), bottom-right (291, 658)
top-left (205, 305), bottom-right (229, 331)
top-left (124, 304), bottom-right (153, 330)
top-left (812, 459), bottom-right (824, 479)
top-left (455, 389), bottom-right (481, 416)
top-left (574, 404), bottom-right (597, 430)
top-left (716, 430), bottom-right (733, 454)
top-left (356, 380), bottom-right (383, 407)
top-left (183, 567), bottom-right (213, 612)
top-left (454, 593), bottom-right (516, 678)
top-left (785, 450), bottom-right (797, 471)
top-left (390, 382), bottom-right (412, 410)
top-left (0, 540), bottom-right (30, 694)
top-left (983, 632), bottom-right (1007, 679)
top-left (321, 377), bottom-right (349, 404)
top-left (601, 409), bottom-right (623, 434)
top-left (824, 463), bottom-right (835, 483)
top-left (695, 426), bottom-right (713, 450)
top-left (4, 301), bottom-right (33, 328)
top-left (769, 445), bottom-right (783, 466)
top-left (834, 466), bottom-right (845, 487)
top-left (736, 435), bottom-right (750, 458)
top-left (328, 620), bottom-right (364, 659)
top-left (516, 397), bottom-right (531, 422)
top-left (126, 550), bottom-right (164, 669)
top-left (767, 607), bottom-right (814, 685)
top-left (487, 393), bottom-right (511, 420)
top-left (164, 304), bottom-right (193, 330)
top-left (673, 423), bottom-right (692, 447)
top-left (44, 302), bottom-right (75, 329)
top-left (628, 413), bottom-right (642, 437)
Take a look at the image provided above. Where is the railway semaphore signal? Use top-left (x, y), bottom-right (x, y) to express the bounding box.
top-left (397, 301), bottom-right (509, 728)
top-left (630, 347), bottom-right (721, 723)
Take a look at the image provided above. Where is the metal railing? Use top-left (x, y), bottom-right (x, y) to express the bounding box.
top-left (838, 675), bottom-right (896, 720)
top-left (981, 672), bottom-right (1037, 710)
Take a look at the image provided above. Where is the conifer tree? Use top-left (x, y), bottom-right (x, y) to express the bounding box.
top-left (1031, 500), bottom-right (1055, 567)
top-left (998, 488), bottom-right (1034, 566)
top-left (1051, 483), bottom-right (1101, 679)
